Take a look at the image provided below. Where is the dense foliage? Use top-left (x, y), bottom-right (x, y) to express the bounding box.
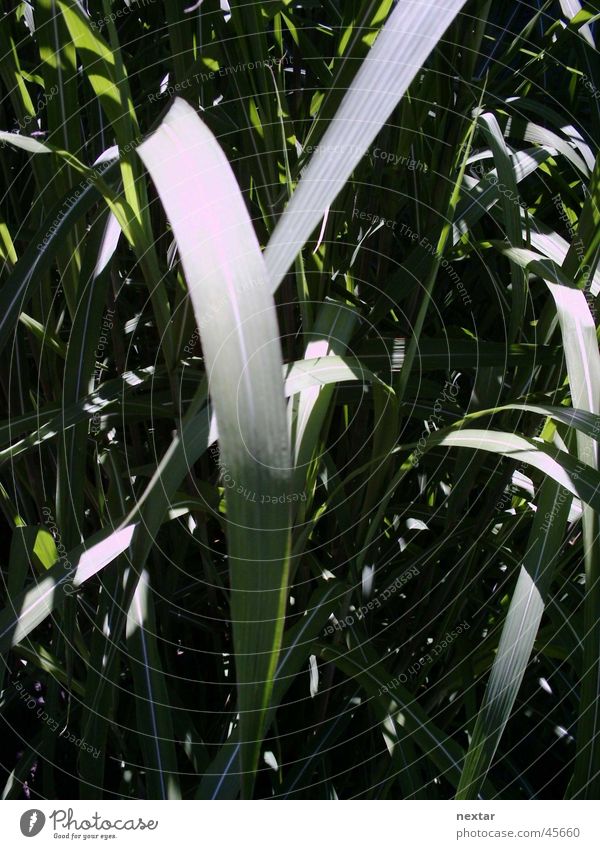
top-left (0, 0), bottom-right (599, 800)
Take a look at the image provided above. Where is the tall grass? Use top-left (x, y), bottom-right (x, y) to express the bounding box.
top-left (0, 0), bottom-right (599, 799)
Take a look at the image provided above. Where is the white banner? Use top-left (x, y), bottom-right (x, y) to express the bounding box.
top-left (0, 800), bottom-right (596, 847)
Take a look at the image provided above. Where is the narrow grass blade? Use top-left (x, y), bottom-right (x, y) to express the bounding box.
top-left (58, 211), bottom-right (121, 549)
top-left (428, 429), bottom-right (600, 510)
top-left (457, 478), bottom-right (572, 798)
top-left (125, 570), bottom-right (181, 799)
top-left (264, 0), bottom-right (468, 293)
top-left (547, 284), bottom-right (600, 799)
top-left (478, 111), bottom-right (526, 340)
